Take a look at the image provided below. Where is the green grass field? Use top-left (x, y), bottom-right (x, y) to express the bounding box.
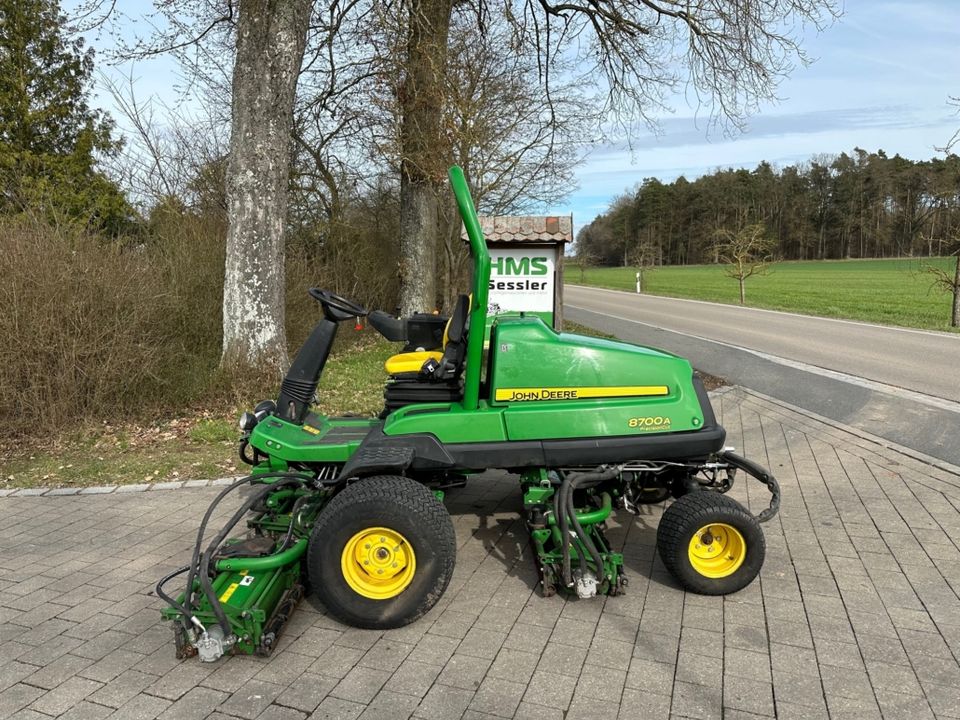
top-left (568, 257), bottom-right (959, 331)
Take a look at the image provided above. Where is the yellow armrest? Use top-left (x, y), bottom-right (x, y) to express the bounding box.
top-left (385, 350), bottom-right (443, 375)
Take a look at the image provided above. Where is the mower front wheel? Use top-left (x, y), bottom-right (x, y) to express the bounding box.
top-left (656, 492), bottom-right (764, 595)
top-left (307, 475), bottom-right (456, 629)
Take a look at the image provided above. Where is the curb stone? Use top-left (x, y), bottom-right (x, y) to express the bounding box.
top-left (3, 476), bottom-right (243, 498)
top-left (80, 485), bottom-right (118, 494)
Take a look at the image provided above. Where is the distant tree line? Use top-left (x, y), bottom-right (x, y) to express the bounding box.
top-left (577, 149), bottom-right (960, 266)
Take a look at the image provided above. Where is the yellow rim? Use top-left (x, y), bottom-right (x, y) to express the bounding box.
top-left (341, 526), bottom-right (416, 600)
top-left (687, 523), bottom-right (746, 578)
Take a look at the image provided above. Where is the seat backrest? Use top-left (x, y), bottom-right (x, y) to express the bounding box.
top-left (433, 295), bottom-right (470, 379)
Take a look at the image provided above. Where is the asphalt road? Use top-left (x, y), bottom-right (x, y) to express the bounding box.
top-left (564, 284), bottom-right (960, 467)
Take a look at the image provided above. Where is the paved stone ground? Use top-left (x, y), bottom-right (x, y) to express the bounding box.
top-left (2, 389), bottom-right (960, 720)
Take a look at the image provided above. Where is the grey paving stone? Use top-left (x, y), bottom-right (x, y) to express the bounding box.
top-left (413, 683), bottom-right (474, 720)
top-left (522, 670), bottom-right (576, 711)
top-left (774, 701), bottom-right (830, 720)
top-left (201, 656), bottom-right (263, 693)
top-left (874, 689), bottom-right (936, 720)
top-left (88, 669), bottom-right (157, 708)
top-left (722, 675), bottom-right (774, 717)
top-left (566, 694), bottom-right (619, 720)
top-left (511, 703), bottom-right (564, 720)
top-left (253, 650), bottom-right (315, 686)
top-left (770, 667), bottom-right (826, 709)
top-left (275, 673), bottom-right (338, 713)
top-left (158, 687), bottom-right (228, 720)
top-left (625, 657), bottom-right (674, 696)
top-left (358, 639), bottom-right (415, 673)
top-left (618, 688), bottom-right (670, 720)
top-left (864, 660), bottom-right (924, 696)
top-left (723, 648), bottom-right (771, 682)
top-left (219, 681), bottom-right (284, 720)
top-left (0, 684), bottom-right (46, 718)
top-left (501, 622), bottom-right (552, 653)
top-left (383, 660), bottom-right (442, 699)
top-left (824, 693), bottom-right (883, 719)
top-left (922, 678), bottom-right (960, 718)
top-left (467, 675), bottom-right (525, 717)
top-left (575, 665), bottom-right (626, 700)
top-left (670, 680), bottom-right (722, 720)
top-left (78, 649), bottom-right (145, 683)
top-left (585, 636), bottom-right (634, 671)
top-left (436, 653), bottom-right (491, 691)
top-left (485, 647), bottom-right (539, 683)
top-left (0, 661), bottom-right (37, 694)
top-left (30, 676), bottom-right (103, 716)
top-left (407, 633), bottom-right (461, 666)
top-left (357, 690), bottom-right (419, 720)
top-left (148, 662), bottom-right (217, 701)
top-left (309, 696), bottom-right (365, 720)
top-left (309, 644), bottom-right (366, 680)
top-left (535, 642), bottom-right (587, 677)
top-left (455, 627), bottom-right (507, 660)
top-left (23, 652), bottom-right (94, 689)
top-left (329, 667), bottom-right (390, 706)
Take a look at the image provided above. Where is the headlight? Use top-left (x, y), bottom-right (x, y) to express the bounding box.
top-left (239, 412), bottom-right (256, 432)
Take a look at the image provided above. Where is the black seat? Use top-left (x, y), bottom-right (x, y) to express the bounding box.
top-left (382, 295), bottom-right (470, 416)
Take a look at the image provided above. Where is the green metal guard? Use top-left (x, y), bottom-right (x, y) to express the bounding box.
top-left (448, 165), bottom-right (490, 411)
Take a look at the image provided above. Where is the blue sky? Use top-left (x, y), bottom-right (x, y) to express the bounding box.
top-left (85, 1), bottom-right (960, 230)
top-left (565, 1), bottom-right (960, 228)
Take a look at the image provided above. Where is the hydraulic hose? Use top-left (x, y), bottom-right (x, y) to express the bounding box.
top-left (198, 478), bottom-right (307, 635)
top-left (275, 494), bottom-right (311, 554)
top-left (184, 475), bottom-right (252, 620)
top-left (180, 471), bottom-right (313, 633)
top-left (556, 467), bottom-right (619, 586)
top-left (156, 565), bottom-right (194, 635)
top-left (566, 476), bottom-right (606, 584)
top-left (719, 451), bottom-right (781, 522)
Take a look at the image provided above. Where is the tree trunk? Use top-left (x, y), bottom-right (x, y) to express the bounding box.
top-left (221, 0), bottom-right (312, 368)
top-left (398, 0), bottom-right (454, 316)
top-left (953, 254), bottom-right (960, 328)
top-left (739, 277), bottom-right (746, 304)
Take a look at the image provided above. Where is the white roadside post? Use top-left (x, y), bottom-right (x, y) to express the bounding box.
top-left (636, 272), bottom-right (641, 294)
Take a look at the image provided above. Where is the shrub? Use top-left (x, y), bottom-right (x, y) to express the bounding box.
top-left (0, 206), bottom-right (401, 435)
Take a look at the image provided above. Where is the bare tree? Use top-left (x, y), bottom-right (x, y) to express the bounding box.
top-left (714, 223), bottom-right (777, 305)
top-left (939, 96), bottom-right (960, 154)
top-left (573, 243), bottom-right (600, 284)
top-left (922, 243), bottom-right (960, 328)
top-left (222, 0), bottom-right (313, 367)
top-left (628, 238), bottom-right (659, 293)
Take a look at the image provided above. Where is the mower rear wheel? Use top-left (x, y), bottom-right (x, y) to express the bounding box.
top-left (307, 475), bottom-right (455, 629)
top-left (656, 492), bottom-right (764, 595)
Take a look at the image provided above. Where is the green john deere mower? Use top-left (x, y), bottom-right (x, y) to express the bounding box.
top-left (158, 166), bottom-right (779, 662)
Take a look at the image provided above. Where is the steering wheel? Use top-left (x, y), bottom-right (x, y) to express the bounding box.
top-left (308, 288), bottom-right (368, 322)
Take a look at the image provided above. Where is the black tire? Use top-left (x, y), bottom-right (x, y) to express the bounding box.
top-left (656, 491), bottom-right (764, 595)
top-left (307, 475), bottom-right (456, 629)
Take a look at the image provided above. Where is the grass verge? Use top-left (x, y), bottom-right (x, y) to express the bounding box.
top-left (1, 333), bottom-right (394, 489)
top-left (568, 257), bottom-right (959, 332)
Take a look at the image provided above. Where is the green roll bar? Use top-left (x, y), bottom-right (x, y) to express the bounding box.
top-left (448, 165), bottom-right (490, 411)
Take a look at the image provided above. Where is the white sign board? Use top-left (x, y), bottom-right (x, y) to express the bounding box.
top-left (487, 246), bottom-right (556, 315)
